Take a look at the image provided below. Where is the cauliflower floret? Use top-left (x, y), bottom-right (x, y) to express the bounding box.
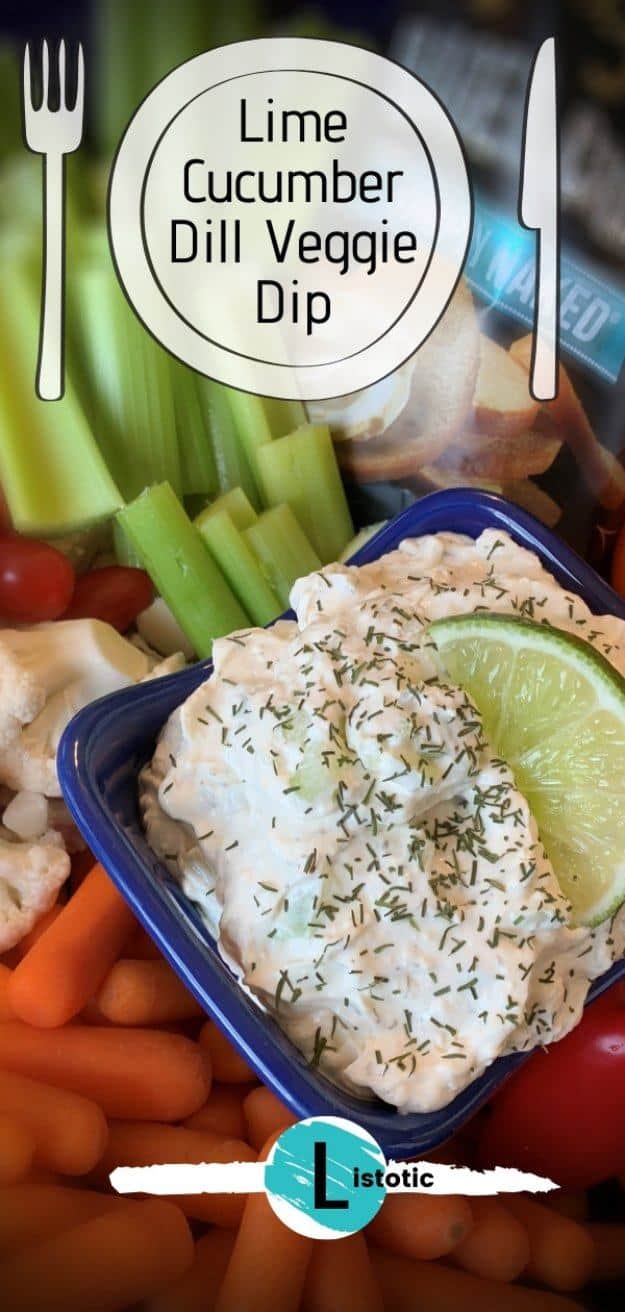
top-left (136, 598), bottom-right (196, 660)
top-left (2, 790), bottom-right (49, 840)
top-left (2, 791), bottom-right (87, 853)
top-left (0, 618), bottom-right (184, 949)
top-left (0, 829), bottom-right (70, 952)
top-left (0, 619), bottom-right (180, 797)
top-left (0, 642), bottom-right (46, 753)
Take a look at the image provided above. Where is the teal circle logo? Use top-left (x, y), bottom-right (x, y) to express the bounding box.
top-left (265, 1116), bottom-right (386, 1238)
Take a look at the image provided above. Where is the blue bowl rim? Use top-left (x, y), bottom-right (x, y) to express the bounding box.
top-left (58, 488), bottom-right (625, 1158)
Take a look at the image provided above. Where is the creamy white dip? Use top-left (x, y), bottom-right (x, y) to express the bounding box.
top-left (141, 530), bottom-right (625, 1113)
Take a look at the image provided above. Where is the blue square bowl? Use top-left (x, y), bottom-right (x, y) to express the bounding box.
top-left (58, 489), bottom-right (625, 1158)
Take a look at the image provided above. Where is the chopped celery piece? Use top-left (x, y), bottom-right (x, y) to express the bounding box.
top-left (224, 391), bottom-right (307, 494)
top-left (0, 157), bottom-right (41, 229)
top-left (202, 380), bottom-right (259, 509)
top-left (256, 423), bottom-right (353, 564)
top-left (95, 0), bottom-right (151, 157)
top-left (75, 251), bottom-right (182, 500)
top-left (118, 484), bottom-right (249, 658)
top-left (201, 487), bottom-right (258, 532)
top-left (0, 266), bottom-right (122, 535)
top-left (95, 0), bottom-right (205, 157)
top-left (339, 521), bottom-right (387, 561)
top-left (170, 360), bottom-right (218, 497)
top-left (244, 504), bottom-right (321, 609)
top-left (0, 46), bottom-right (21, 157)
top-left (262, 397), bottom-right (308, 437)
top-left (204, 0), bottom-right (264, 44)
top-left (112, 520), bottom-right (142, 568)
top-left (0, 226), bottom-right (39, 291)
top-left (196, 507), bottom-right (281, 626)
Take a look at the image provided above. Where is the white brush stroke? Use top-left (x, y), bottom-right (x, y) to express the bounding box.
top-left (110, 1159), bottom-right (556, 1197)
top-left (111, 1161), bottom-right (265, 1195)
top-left (385, 1160), bottom-right (556, 1194)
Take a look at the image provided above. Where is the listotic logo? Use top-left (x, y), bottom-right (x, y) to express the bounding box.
top-left (110, 1114), bottom-right (555, 1238)
top-left (264, 1118), bottom-right (387, 1238)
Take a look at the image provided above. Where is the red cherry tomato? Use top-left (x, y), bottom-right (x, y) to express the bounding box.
top-left (477, 989), bottom-right (625, 1189)
top-left (0, 535), bottom-right (75, 623)
top-left (0, 488), bottom-right (11, 534)
top-left (62, 565), bottom-right (153, 633)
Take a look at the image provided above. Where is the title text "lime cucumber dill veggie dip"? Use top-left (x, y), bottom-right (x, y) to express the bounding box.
top-left (141, 531), bottom-right (625, 1113)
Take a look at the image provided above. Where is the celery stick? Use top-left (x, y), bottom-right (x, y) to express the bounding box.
top-left (75, 252), bottom-right (182, 499)
top-left (204, 0), bottom-right (264, 44)
top-left (196, 507), bottom-right (281, 626)
top-left (0, 45), bottom-right (21, 158)
top-left (263, 398), bottom-right (308, 437)
top-left (94, 0), bottom-right (147, 157)
top-left (170, 360), bottom-right (218, 497)
top-left (201, 487), bottom-right (258, 532)
top-left (0, 157), bottom-right (42, 229)
top-left (224, 391), bottom-right (307, 492)
top-left (96, 0), bottom-right (197, 159)
top-left (112, 520), bottom-right (142, 568)
top-left (142, 0), bottom-right (208, 88)
top-left (118, 483), bottom-right (249, 658)
top-left (0, 266), bottom-right (122, 535)
top-left (203, 380), bottom-right (259, 509)
top-left (339, 521), bottom-right (387, 562)
top-left (244, 505), bottom-right (321, 609)
top-left (255, 423), bottom-right (353, 563)
top-left (95, 1), bottom-right (263, 156)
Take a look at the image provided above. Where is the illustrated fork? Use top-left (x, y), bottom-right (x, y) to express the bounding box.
top-left (22, 40), bottom-right (85, 401)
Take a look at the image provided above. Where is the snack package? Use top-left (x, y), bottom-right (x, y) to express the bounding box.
top-left (308, 4), bottom-right (625, 575)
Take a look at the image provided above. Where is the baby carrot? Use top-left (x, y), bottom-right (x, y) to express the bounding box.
top-left (0, 1183), bottom-right (122, 1256)
top-left (587, 1223), bottom-right (625, 1281)
top-left (504, 1196), bottom-right (596, 1292)
top-left (0, 1113), bottom-right (34, 1183)
top-left (0, 1199), bottom-right (193, 1312)
top-left (303, 1234), bottom-right (384, 1312)
top-left (185, 1083), bottom-right (248, 1140)
top-left (370, 1250), bottom-right (586, 1312)
top-left (450, 1197), bottom-right (530, 1282)
top-left (0, 963), bottom-right (15, 1020)
top-left (177, 1135), bottom-right (258, 1227)
top-left (19, 1166), bottom-right (60, 1186)
top-left (545, 1192), bottom-right (589, 1222)
top-left (9, 863), bottom-right (136, 1027)
top-left (199, 1021), bottom-right (256, 1083)
top-left (145, 1229), bottom-right (236, 1312)
top-left (101, 1120), bottom-right (256, 1227)
top-left (94, 958), bottom-right (204, 1026)
top-left (0, 1021), bottom-right (211, 1120)
top-left (0, 1068), bottom-right (108, 1175)
top-left (243, 1085), bottom-right (296, 1151)
top-left (96, 1119), bottom-right (227, 1177)
top-left (368, 1193), bottom-right (473, 1260)
top-left (215, 1167), bottom-right (312, 1312)
top-left (17, 903), bottom-right (63, 957)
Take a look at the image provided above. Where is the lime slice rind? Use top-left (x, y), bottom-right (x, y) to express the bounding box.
top-left (429, 612), bottom-right (625, 927)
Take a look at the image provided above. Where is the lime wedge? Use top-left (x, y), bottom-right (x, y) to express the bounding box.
top-left (429, 613), bottom-right (625, 926)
